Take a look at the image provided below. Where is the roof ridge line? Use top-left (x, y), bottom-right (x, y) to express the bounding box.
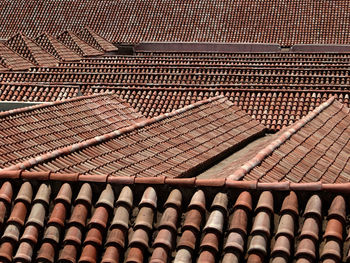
top-left (227, 96), bottom-right (336, 180)
top-left (0, 93), bottom-right (107, 118)
top-left (1, 95), bottom-right (225, 171)
top-left (1, 170), bottom-right (350, 192)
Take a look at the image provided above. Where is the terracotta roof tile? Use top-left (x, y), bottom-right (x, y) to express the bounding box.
top-left (0, 42), bottom-right (34, 71)
top-left (76, 27), bottom-right (118, 53)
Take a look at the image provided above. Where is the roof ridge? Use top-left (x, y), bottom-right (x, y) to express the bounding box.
top-left (2, 35), bottom-right (36, 67)
top-left (1, 96), bottom-right (225, 171)
top-left (0, 93), bottom-right (108, 118)
top-left (227, 96), bottom-right (336, 180)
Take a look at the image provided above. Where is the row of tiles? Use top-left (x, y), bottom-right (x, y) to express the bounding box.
top-left (0, 180), bottom-right (348, 263)
top-left (0, 28), bottom-right (116, 70)
top-left (0, 0), bottom-right (349, 45)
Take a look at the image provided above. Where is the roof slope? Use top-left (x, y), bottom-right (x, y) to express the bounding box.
top-left (5, 33), bottom-right (58, 67)
top-left (0, 177), bottom-right (347, 263)
top-left (34, 33), bottom-right (82, 62)
top-left (0, 42), bottom-right (34, 71)
top-left (0, 0), bottom-right (348, 45)
top-left (57, 31), bottom-right (104, 57)
top-left (4, 96), bottom-right (266, 177)
top-left (0, 94), bottom-right (146, 168)
top-left (217, 97), bottom-right (350, 183)
top-left (76, 27), bottom-right (118, 52)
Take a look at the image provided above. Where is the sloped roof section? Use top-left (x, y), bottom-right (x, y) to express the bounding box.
top-left (57, 31), bottom-right (104, 57)
top-left (5, 33), bottom-right (58, 67)
top-left (0, 177), bottom-right (347, 263)
top-left (76, 27), bottom-right (118, 52)
top-left (4, 96), bottom-right (266, 177)
top-left (34, 33), bottom-right (82, 62)
top-left (0, 42), bottom-right (34, 71)
top-left (217, 97), bottom-right (350, 183)
top-left (0, 94), bottom-right (146, 168)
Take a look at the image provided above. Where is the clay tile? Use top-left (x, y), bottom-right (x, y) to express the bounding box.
top-left (158, 207), bottom-right (178, 231)
top-left (327, 196), bottom-right (346, 223)
top-left (197, 250), bottom-right (215, 263)
top-left (26, 203), bottom-right (46, 228)
top-left (323, 219), bottom-right (343, 241)
top-left (47, 202), bottom-right (66, 227)
top-left (174, 248), bottom-right (192, 263)
top-left (0, 170), bottom-right (21, 180)
top-left (110, 206), bottom-right (130, 230)
top-left (271, 235), bottom-right (291, 257)
top-left (139, 187), bottom-right (157, 209)
top-left (255, 191), bottom-right (273, 214)
top-left (59, 244), bottom-right (78, 263)
top-left (37, 242), bottom-right (56, 263)
top-left (150, 246), bottom-right (168, 263)
top-left (125, 246), bottom-right (144, 263)
top-left (64, 225), bottom-right (83, 245)
top-left (88, 206), bottom-right (109, 229)
top-left (222, 251), bottom-right (240, 263)
top-left (177, 229), bottom-right (196, 250)
top-left (129, 228), bottom-right (149, 248)
top-left (183, 208), bottom-right (202, 232)
top-left (165, 177), bottom-right (196, 187)
top-left (248, 234), bottom-right (268, 256)
top-left (188, 190), bottom-right (206, 212)
top-left (280, 191), bottom-right (298, 216)
top-left (108, 176), bottom-right (135, 185)
top-left (203, 210), bottom-right (225, 234)
top-left (21, 224), bottom-right (39, 243)
top-left (14, 241), bottom-right (33, 262)
top-left (271, 255), bottom-right (289, 263)
top-left (33, 183), bottom-right (51, 205)
top-left (79, 243), bottom-right (97, 263)
top-left (84, 227), bottom-right (103, 246)
top-left (275, 213), bottom-right (295, 238)
top-left (96, 184), bottom-right (115, 210)
top-left (69, 203), bottom-right (89, 227)
top-left (299, 216), bottom-right (320, 241)
top-left (210, 192), bottom-right (228, 212)
top-left (251, 211), bottom-right (271, 237)
top-left (321, 239), bottom-right (342, 261)
top-left (226, 180), bottom-right (257, 190)
top-left (50, 172), bottom-right (79, 182)
top-left (78, 173), bottom-right (108, 183)
top-left (101, 246), bottom-right (121, 263)
top-left (0, 241), bottom-right (14, 262)
top-left (200, 232), bottom-right (219, 253)
top-left (106, 228), bottom-right (125, 248)
top-left (224, 231), bottom-right (245, 253)
top-left (7, 201), bottom-right (28, 225)
top-left (247, 253), bottom-right (264, 263)
top-left (2, 223), bottom-right (21, 242)
top-left (153, 228), bottom-right (173, 251)
top-left (134, 206), bottom-right (154, 231)
top-left (229, 208), bottom-right (249, 235)
top-left (233, 191), bottom-right (252, 211)
top-left (43, 226), bottom-right (60, 244)
top-left (116, 186), bottom-right (133, 209)
top-left (15, 182), bottom-right (33, 204)
top-left (21, 171), bottom-right (50, 181)
top-left (0, 181), bottom-right (13, 205)
top-left (303, 195), bottom-right (322, 220)
top-left (296, 238), bottom-right (316, 259)
top-left (55, 183), bottom-right (72, 205)
top-left (164, 189), bottom-right (182, 209)
top-left (75, 183), bottom-right (92, 206)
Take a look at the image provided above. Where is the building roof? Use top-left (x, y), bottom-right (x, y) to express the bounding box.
top-left (0, 0), bottom-right (349, 45)
top-left (34, 33), bottom-right (82, 62)
top-left (2, 96), bottom-right (266, 178)
top-left (5, 33), bottom-right (59, 67)
top-left (0, 94), bottom-right (146, 168)
top-left (0, 175), bottom-right (347, 263)
top-left (76, 27), bottom-right (118, 53)
top-left (0, 42), bottom-right (34, 71)
top-left (214, 97), bottom-right (350, 183)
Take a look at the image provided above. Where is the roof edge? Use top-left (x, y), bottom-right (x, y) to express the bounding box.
top-left (1, 96), bottom-right (225, 171)
top-left (227, 96), bottom-right (336, 180)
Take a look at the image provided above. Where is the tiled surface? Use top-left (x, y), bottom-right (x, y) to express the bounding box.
top-left (0, 94), bottom-right (146, 168)
top-left (34, 33), bottom-right (82, 62)
top-left (217, 98), bottom-right (350, 183)
top-left (76, 28), bottom-right (118, 53)
top-left (7, 96), bottom-right (266, 177)
top-left (0, 179), bottom-right (347, 263)
top-left (0, 0), bottom-right (349, 45)
top-left (5, 33), bottom-right (59, 67)
top-left (0, 42), bottom-right (34, 71)
top-left (0, 82), bottom-right (81, 102)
